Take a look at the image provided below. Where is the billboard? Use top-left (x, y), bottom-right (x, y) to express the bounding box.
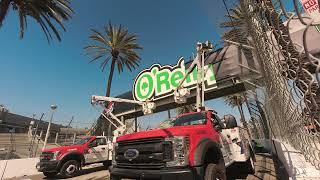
top-left (133, 58), bottom-right (217, 102)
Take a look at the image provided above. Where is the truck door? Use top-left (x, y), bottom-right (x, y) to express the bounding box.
top-left (211, 114), bottom-right (233, 166)
top-left (86, 137), bottom-right (109, 163)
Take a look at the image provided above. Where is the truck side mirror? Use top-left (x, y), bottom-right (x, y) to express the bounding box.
top-left (223, 114), bottom-right (237, 129)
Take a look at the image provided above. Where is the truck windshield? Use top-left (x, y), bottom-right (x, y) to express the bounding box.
top-left (173, 113), bottom-right (207, 126)
top-left (73, 137), bottom-right (91, 145)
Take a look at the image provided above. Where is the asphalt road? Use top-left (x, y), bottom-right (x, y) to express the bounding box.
top-left (6, 154), bottom-right (288, 180)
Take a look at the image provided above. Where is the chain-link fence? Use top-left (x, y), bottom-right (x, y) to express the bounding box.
top-left (228, 0), bottom-right (320, 169)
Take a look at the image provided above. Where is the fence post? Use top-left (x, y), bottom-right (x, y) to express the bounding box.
top-left (73, 133), bottom-right (76, 143)
top-left (55, 132), bottom-right (59, 144)
top-left (134, 117), bottom-right (138, 132)
top-left (39, 131), bottom-right (43, 140)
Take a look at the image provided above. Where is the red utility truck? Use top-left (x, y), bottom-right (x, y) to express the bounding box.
top-left (36, 136), bottom-right (112, 178)
top-left (110, 111), bottom-right (254, 180)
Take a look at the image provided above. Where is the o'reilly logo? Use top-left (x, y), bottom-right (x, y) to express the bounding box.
top-left (133, 58), bottom-right (217, 102)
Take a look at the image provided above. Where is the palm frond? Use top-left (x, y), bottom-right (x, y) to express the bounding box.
top-left (85, 22), bottom-right (142, 73)
top-left (4, 0), bottom-right (74, 42)
top-left (0, 0), bottom-right (11, 27)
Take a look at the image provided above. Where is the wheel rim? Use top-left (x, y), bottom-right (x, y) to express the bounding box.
top-left (66, 164), bottom-right (76, 174)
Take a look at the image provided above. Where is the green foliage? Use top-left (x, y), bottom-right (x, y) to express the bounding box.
top-left (0, 0), bottom-right (73, 42)
top-left (84, 22), bottom-right (142, 73)
top-left (223, 93), bottom-right (245, 108)
top-left (220, 3), bottom-right (256, 70)
top-left (220, 4), bottom-right (249, 44)
top-left (84, 22), bottom-right (142, 97)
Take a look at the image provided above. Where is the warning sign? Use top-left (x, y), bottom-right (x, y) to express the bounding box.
top-left (300, 0), bottom-right (320, 31)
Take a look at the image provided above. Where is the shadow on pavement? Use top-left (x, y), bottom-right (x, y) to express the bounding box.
top-left (227, 153), bottom-right (289, 180)
top-left (43, 165), bottom-right (108, 179)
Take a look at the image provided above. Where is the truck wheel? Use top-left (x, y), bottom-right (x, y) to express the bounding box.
top-left (204, 163), bottom-right (227, 180)
top-left (245, 156), bottom-right (255, 174)
top-left (43, 172), bottom-right (57, 178)
top-left (103, 160), bottom-right (111, 167)
top-left (110, 175), bottom-right (121, 180)
top-left (60, 160), bottom-right (80, 178)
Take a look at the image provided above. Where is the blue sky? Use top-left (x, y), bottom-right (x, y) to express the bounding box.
top-left (0, 0), bottom-right (253, 128)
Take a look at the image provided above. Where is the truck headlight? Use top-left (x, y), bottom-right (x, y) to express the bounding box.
top-left (165, 136), bottom-right (189, 167)
top-left (112, 143), bottom-right (118, 166)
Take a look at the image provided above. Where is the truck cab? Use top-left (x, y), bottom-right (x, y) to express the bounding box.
top-left (110, 110), bottom-right (254, 180)
top-left (36, 136), bottom-right (112, 178)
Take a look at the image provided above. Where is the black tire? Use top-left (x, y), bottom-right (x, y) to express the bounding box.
top-left (224, 114), bottom-right (237, 129)
top-left (110, 175), bottom-right (121, 180)
top-left (59, 160), bottom-right (80, 178)
top-left (204, 162), bottom-right (227, 180)
top-left (245, 156), bottom-right (255, 174)
top-left (103, 160), bottom-right (111, 167)
top-left (43, 172), bottom-right (57, 178)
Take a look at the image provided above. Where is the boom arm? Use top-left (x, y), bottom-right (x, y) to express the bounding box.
top-left (91, 95), bottom-right (156, 138)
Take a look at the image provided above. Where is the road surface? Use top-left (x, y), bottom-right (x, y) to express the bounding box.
top-left (6, 154), bottom-right (288, 180)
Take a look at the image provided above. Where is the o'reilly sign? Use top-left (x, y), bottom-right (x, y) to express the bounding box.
top-left (133, 58), bottom-right (217, 101)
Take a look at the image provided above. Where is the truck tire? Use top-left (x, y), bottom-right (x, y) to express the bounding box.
top-left (204, 163), bottom-right (227, 180)
top-left (224, 114), bottom-right (237, 129)
top-left (59, 160), bottom-right (80, 178)
top-left (245, 156), bottom-right (255, 174)
top-left (103, 160), bottom-right (111, 167)
top-left (110, 175), bottom-right (121, 180)
top-left (43, 172), bottom-right (57, 178)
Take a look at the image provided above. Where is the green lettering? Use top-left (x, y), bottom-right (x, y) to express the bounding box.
top-left (135, 73), bottom-right (154, 101)
top-left (156, 71), bottom-right (170, 94)
top-left (208, 64), bottom-right (216, 81)
top-left (171, 71), bottom-right (184, 88)
top-left (185, 68), bottom-right (197, 83)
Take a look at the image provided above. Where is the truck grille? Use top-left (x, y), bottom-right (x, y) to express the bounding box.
top-left (116, 137), bottom-right (172, 169)
top-left (40, 152), bottom-right (54, 161)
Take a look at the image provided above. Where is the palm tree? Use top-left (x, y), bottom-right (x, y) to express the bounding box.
top-left (220, 4), bottom-right (256, 70)
top-left (224, 93), bottom-right (251, 138)
top-left (0, 0), bottom-right (73, 42)
top-left (85, 22), bottom-right (142, 135)
top-left (85, 22), bottom-right (142, 97)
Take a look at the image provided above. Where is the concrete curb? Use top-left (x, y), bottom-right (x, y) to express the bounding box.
top-left (271, 139), bottom-right (320, 179)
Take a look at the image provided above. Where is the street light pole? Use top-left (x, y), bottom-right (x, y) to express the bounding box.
top-left (42, 105), bottom-right (57, 150)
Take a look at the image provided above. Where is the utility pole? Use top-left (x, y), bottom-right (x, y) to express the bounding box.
top-left (65, 116), bottom-right (74, 143)
top-left (43, 105), bottom-right (57, 150)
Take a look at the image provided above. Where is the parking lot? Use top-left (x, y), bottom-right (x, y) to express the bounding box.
top-left (5, 154), bottom-right (287, 180)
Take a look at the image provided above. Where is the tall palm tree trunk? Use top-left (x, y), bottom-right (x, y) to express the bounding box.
top-left (0, 0), bottom-right (11, 25)
top-left (236, 100), bottom-right (252, 139)
top-left (254, 95), bottom-right (270, 139)
top-left (106, 58), bottom-right (116, 96)
top-left (243, 93), bottom-right (260, 138)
